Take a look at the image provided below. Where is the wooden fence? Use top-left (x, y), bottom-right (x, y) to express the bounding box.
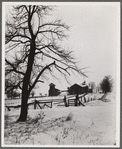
top-left (5, 93), bottom-right (103, 111)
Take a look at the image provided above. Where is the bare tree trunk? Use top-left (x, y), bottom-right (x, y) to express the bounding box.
top-left (17, 38), bottom-right (36, 122)
top-left (17, 92), bottom-right (29, 121)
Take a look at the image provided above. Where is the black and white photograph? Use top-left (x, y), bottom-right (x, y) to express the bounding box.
top-left (2, 2), bottom-right (120, 147)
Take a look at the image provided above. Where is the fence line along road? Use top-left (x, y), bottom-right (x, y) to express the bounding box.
top-left (5, 93), bottom-right (104, 111)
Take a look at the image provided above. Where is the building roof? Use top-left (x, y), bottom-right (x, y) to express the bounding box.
top-left (49, 83), bottom-right (55, 86)
top-left (69, 83), bottom-right (82, 89)
top-left (69, 83), bottom-right (88, 89)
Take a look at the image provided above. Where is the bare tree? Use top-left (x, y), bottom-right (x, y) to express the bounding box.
top-left (5, 5), bottom-right (87, 121)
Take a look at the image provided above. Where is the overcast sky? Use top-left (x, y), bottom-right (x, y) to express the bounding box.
top-left (37, 2), bottom-right (120, 95)
top-left (4, 2), bottom-right (120, 95)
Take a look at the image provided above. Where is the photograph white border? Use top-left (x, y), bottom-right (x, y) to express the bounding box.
top-left (1, 2), bottom-right (120, 147)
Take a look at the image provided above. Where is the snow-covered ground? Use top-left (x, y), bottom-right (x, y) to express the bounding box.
top-left (3, 93), bottom-right (118, 147)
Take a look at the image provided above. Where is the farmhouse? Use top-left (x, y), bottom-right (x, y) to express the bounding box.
top-left (68, 81), bottom-right (88, 95)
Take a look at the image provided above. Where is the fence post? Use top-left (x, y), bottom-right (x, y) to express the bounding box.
top-left (63, 96), bottom-right (68, 107)
top-left (81, 96), bottom-right (82, 102)
top-left (84, 96), bottom-right (86, 103)
top-left (88, 97), bottom-right (89, 102)
top-left (68, 99), bottom-right (69, 106)
top-left (75, 94), bottom-right (79, 106)
top-left (51, 101), bottom-right (52, 108)
top-left (34, 99), bottom-right (37, 109)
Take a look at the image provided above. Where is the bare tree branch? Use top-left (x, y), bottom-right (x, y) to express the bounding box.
top-left (5, 59), bottom-right (25, 76)
top-left (29, 61), bottom-right (55, 92)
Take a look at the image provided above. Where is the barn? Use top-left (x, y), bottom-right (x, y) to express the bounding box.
top-left (68, 82), bottom-right (88, 95)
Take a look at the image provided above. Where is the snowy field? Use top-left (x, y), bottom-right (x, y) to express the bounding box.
top-left (3, 93), bottom-right (117, 147)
